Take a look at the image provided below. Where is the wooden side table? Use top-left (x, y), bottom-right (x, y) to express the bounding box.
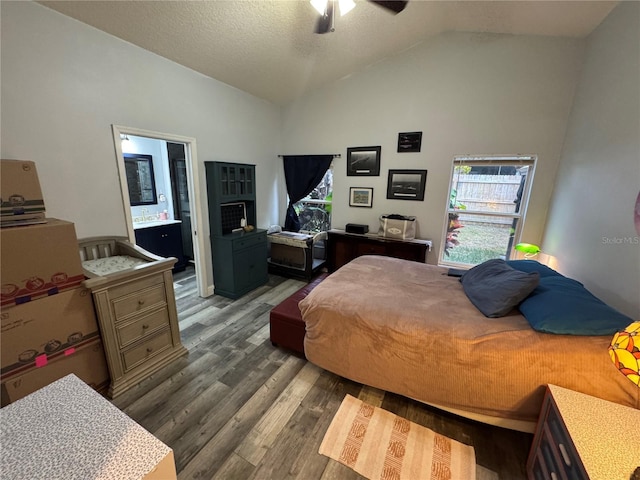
top-left (527, 384), bottom-right (640, 480)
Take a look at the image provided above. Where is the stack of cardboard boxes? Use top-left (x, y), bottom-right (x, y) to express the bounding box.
top-left (0, 160), bottom-right (109, 406)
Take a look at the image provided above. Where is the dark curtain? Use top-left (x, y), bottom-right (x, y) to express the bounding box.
top-left (283, 155), bottom-right (333, 232)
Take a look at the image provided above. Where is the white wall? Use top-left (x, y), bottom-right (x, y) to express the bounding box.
top-left (543, 2), bottom-right (640, 318)
top-left (281, 32), bottom-right (585, 262)
top-left (1, 1), bottom-right (282, 289)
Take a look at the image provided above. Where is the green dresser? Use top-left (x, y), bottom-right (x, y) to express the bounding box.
top-left (205, 161), bottom-right (267, 299)
top-left (211, 229), bottom-right (268, 299)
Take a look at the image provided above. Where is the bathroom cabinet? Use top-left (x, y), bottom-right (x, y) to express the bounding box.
top-left (134, 221), bottom-right (186, 272)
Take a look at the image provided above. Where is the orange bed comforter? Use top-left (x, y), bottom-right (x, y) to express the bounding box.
top-left (299, 255), bottom-right (639, 424)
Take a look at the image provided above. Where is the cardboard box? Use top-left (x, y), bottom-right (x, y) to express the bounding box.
top-left (0, 339), bottom-right (109, 406)
top-left (0, 218), bottom-right (85, 307)
top-left (1, 286), bottom-right (99, 377)
top-left (0, 159), bottom-right (46, 220)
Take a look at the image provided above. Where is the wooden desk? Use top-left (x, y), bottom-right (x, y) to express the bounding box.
top-left (327, 229), bottom-right (431, 272)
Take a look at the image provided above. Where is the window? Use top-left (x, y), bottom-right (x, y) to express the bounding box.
top-left (293, 165), bottom-right (333, 233)
top-left (441, 155), bottom-right (536, 266)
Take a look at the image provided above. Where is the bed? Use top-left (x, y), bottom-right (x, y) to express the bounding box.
top-left (299, 255), bottom-right (639, 432)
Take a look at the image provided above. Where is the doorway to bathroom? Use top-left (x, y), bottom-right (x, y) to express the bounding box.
top-left (112, 125), bottom-right (209, 298)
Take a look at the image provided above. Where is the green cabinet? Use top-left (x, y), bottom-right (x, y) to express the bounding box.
top-left (216, 162), bottom-right (255, 202)
top-left (206, 162), bottom-right (257, 237)
top-left (205, 161), bottom-right (267, 299)
top-left (211, 230), bottom-right (268, 299)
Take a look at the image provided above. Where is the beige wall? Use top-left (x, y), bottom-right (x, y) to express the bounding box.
top-left (543, 1), bottom-right (640, 318)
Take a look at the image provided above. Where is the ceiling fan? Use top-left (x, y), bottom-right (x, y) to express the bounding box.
top-left (311, 0), bottom-right (409, 34)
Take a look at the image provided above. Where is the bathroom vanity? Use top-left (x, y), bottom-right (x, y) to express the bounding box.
top-left (134, 220), bottom-right (186, 272)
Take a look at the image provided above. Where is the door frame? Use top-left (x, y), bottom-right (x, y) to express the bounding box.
top-left (111, 124), bottom-right (210, 298)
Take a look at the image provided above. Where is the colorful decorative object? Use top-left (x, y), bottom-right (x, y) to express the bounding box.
top-left (609, 321), bottom-right (640, 387)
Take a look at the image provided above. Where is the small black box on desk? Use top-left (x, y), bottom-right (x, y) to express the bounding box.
top-left (345, 223), bottom-right (369, 235)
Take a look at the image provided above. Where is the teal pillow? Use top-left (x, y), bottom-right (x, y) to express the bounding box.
top-left (506, 260), bottom-right (564, 279)
top-left (518, 276), bottom-right (633, 335)
top-left (460, 259), bottom-right (540, 318)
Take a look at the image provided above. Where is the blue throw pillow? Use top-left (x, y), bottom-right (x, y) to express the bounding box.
top-left (518, 276), bottom-right (633, 335)
top-left (506, 260), bottom-right (564, 279)
top-left (460, 259), bottom-right (540, 318)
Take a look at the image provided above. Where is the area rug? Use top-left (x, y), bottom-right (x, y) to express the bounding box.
top-left (320, 394), bottom-right (476, 480)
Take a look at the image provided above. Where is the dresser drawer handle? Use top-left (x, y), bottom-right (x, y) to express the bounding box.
top-left (138, 299), bottom-right (145, 306)
top-left (558, 443), bottom-right (571, 466)
top-left (146, 347), bottom-right (153, 353)
top-left (142, 324), bottom-right (149, 330)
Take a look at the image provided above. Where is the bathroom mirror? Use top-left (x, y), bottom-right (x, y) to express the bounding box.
top-left (124, 153), bottom-right (157, 206)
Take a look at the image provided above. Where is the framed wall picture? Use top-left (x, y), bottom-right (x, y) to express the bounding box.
top-left (386, 169), bottom-right (427, 201)
top-left (347, 146), bottom-right (381, 176)
top-left (349, 187), bottom-right (373, 208)
top-left (397, 132), bottom-right (422, 153)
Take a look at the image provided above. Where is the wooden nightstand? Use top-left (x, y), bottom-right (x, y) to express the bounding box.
top-left (527, 384), bottom-right (640, 480)
top-left (80, 237), bottom-right (188, 398)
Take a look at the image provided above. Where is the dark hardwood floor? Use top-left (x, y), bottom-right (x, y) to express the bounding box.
top-left (112, 266), bottom-right (533, 479)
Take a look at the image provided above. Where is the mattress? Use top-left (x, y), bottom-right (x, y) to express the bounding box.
top-left (299, 255), bottom-right (639, 423)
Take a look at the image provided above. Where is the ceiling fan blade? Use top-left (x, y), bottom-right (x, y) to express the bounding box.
top-left (369, 0), bottom-right (408, 14)
top-left (314, 1), bottom-right (335, 34)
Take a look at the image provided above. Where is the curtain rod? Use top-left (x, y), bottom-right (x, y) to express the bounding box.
top-left (277, 154), bottom-right (341, 158)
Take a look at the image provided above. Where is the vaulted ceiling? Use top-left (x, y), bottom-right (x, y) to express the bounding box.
top-left (39, 0), bottom-right (618, 104)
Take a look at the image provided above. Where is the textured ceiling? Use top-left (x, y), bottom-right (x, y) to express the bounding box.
top-left (39, 0), bottom-right (618, 105)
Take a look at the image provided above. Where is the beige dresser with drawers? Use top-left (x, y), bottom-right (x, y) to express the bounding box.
top-left (80, 237), bottom-right (188, 398)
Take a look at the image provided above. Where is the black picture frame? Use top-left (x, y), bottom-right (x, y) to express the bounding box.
top-left (347, 146), bottom-right (381, 176)
top-left (397, 132), bottom-right (422, 153)
top-left (386, 169), bottom-right (427, 201)
top-left (349, 187), bottom-right (373, 208)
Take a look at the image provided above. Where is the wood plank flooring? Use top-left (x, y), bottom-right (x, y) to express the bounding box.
top-left (112, 266), bottom-right (533, 479)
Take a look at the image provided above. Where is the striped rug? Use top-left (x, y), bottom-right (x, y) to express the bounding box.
top-left (320, 394), bottom-right (477, 480)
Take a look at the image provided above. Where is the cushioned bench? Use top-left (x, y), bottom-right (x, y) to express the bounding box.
top-left (269, 273), bottom-right (328, 357)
